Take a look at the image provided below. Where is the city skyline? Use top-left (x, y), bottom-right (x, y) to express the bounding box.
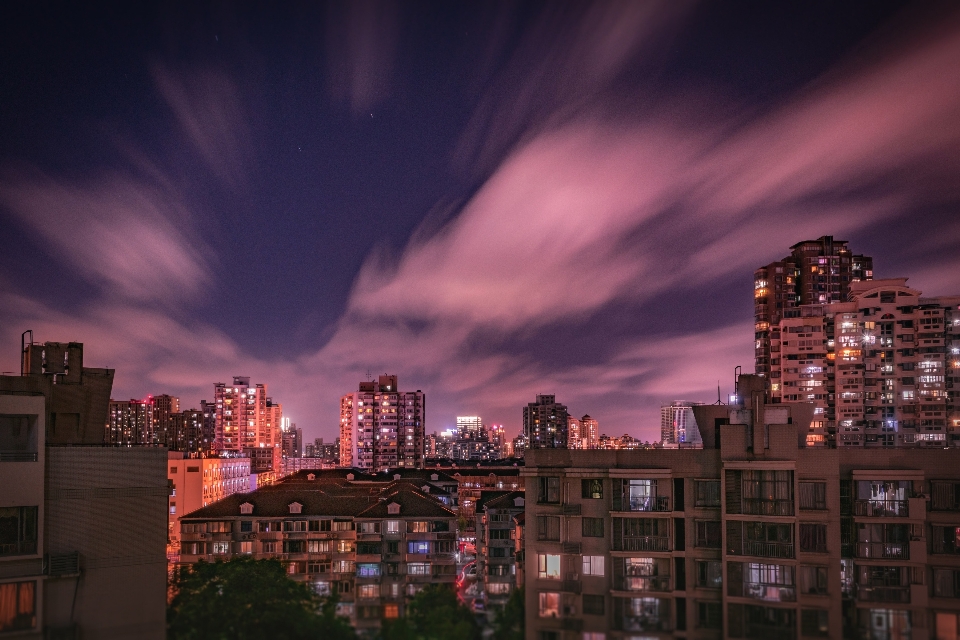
top-left (3, 3), bottom-right (960, 444)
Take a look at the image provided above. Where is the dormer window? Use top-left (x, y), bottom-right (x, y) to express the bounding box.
top-left (346, 473), bottom-right (355, 481)
top-left (307, 473), bottom-right (316, 481)
top-left (289, 502), bottom-right (303, 514)
top-left (430, 474), bottom-right (439, 481)
top-left (240, 502), bottom-right (254, 514)
top-left (387, 502), bottom-right (400, 515)
top-left (422, 485), bottom-right (430, 493)
top-left (513, 497), bottom-right (525, 507)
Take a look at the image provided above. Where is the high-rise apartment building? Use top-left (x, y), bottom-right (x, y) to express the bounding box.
top-left (213, 377), bottom-right (265, 452)
top-left (339, 375), bottom-right (425, 471)
top-left (568, 416), bottom-right (582, 449)
top-left (660, 401), bottom-right (704, 447)
top-left (523, 394), bottom-right (569, 449)
top-left (581, 415), bottom-right (599, 449)
top-left (765, 277), bottom-right (960, 448)
top-left (755, 236), bottom-right (873, 376)
top-left (281, 422), bottom-right (303, 458)
top-left (106, 397), bottom-right (155, 446)
top-left (167, 409), bottom-right (204, 453)
top-left (199, 399), bottom-right (217, 454)
top-left (152, 394), bottom-right (179, 446)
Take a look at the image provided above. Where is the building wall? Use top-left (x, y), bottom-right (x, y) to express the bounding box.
top-left (44, 446), bottom-right (167, 640)
top-left (0, 393), bottom-right (46, 639)
top-left (523, 397), bottom-right (960, 640)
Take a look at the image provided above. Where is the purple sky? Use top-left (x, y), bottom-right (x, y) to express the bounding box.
top-left (3, 2), bottom-right (960, 443)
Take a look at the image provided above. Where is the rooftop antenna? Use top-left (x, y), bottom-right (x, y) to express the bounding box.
top-left (20, 330), bottom-right (33, 376)
top-left (713, 381), bottom-right (725, 405)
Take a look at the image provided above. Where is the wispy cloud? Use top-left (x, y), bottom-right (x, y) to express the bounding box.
top-left (0, 169), bottom-right (213, 304)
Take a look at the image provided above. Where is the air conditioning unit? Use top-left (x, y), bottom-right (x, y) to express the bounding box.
top-left (199, 533), bottom-right (208, 539)
top-left (250, 533), bottom-right (258, 539)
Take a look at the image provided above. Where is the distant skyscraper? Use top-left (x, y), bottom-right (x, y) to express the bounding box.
top-left (339, 375), bottom-right (425, 470)
top-left (488, 423), bottom-right (506, 457)
top-left (456, 416), bottom-right (483, 438)
top-left (567, 416), bottom-right (582, 449)
top-left (660, 401), bottom-right (704, 447)
top-left (281, 422), bottom-right (302, 458)
top-left (580, 414), bottom-right (599, 449)
top-left (199, 399), bottom-right (217, 454)
top-left (523, 394), bottom-right (569, 449)
top-left (152, 394), bottom-right (179, 446)
top-left (755, 236), bottom-right (873, 376)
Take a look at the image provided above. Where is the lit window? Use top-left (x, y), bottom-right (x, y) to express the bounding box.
top-left (537, 554), bottom-right (560, 579)
top-left (582, 555), bottom-right (605, 576)
top-left (538, 592), bottom-right (560, 618)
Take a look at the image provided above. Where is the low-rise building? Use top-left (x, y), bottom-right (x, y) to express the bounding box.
top-left (177, 469), bottom-right (458, 634)
top-left (477, 491), bottom-right (525, 605)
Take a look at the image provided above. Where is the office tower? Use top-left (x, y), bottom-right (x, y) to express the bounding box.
top-left (339, 375), bottom-right (425, 470)
top-left (580, 415), bottom-right (599, 449)
top-left (766, 277), bottom-right (960, 447)
top-left (106, 397), bottom-right (155, 446)
top-left (456, 416), bottom-right (483, 438)
top-left (523, 394), bottom-right (569, 450)
top-left (152, 394), bottom-right (179, 446)
top-left (659, 401), bottom-right (704, 447)
top-left (213, 377), bottom-right (266, 453)
top-left (567, 416), bottom-right (582, 449)
top-left (755, 236), bottom-right (873, 376)
top-left (1, 340), bottom-right (166, 639)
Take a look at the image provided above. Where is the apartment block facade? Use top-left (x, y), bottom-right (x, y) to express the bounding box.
top-left (1, 340), bottom-right (166, 639)
top-left (524, 395), bottom-right (570, 450)
top-left (764, 277), bottom-right (960, 447)
top-left (177, 470), bottom-right (457, 634)
top-left (477, 491), bottom-right (525, 605)
top-left (523, 375), bottom-right (960, 640)
top-left (755, 236), bottom-right (874, 378)
top-left (339, 375), bottom-right (425, 471)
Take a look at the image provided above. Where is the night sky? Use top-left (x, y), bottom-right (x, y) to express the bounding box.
top-left (3, 1), bottom-right (960, 443)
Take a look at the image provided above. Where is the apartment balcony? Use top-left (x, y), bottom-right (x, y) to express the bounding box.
top-left (855, 542), bottom-right (908, 560)
top-left (742, 541), bottom-right (795, 559)
top-left (619, 537), bottom-right (670, 553)
top-left (612, 496), bottom-right (670, 512)
top-left (745, 623), bottom-right (796, 640)
top-left (853, 500), bottom-right (908, 517)
top-left (743, 583), bottom-right (796, 603)
top-left (855, 585), bottom-right (910, 603)
top-left (616, 575), bottom-right (672, 593)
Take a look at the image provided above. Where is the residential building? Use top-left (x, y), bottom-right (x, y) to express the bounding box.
top-left (213, 376), bottom-right (267, 453)
top-left (200, 399), bottom-right (217, 454)
top-left (755, 236), bottom-right (874, 377)
top-left (523, 373), bottom-right (960, 640)
top-left (765, 277), bottom-right (960, 447)
top-left (581, 415), bottom-right (599, 449)
top-left (660, 401), bottom-right (704, 448)
top-left (524, 395), bottom-right (570, 450)
top-left (167, 409), bottom-right (204, 454)
top-left (1, 339), bottom-right (166, 639)
top-left (489, 424), bottom-right (507, 457)
top-left (477, 491), bottom-right (525, 605)
top-left (457, 416), bottom-right (483, 438)
top-left (152, 394), bottom-right (179, 447)
top-left (568, 416), bottom-right (582, 449)
top-left (282, 422), bottom-right (303, 458)
top-left (339, 375), bottom-right (425, 471)
top-left (167, 452), bottom-right (252, 560)
top-left (177, 469), bottom-right (458, 634)
top-left (106, 397), bottom-right (155, 446)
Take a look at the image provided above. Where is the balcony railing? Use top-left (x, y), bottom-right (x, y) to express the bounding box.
top-left (742, 541), bottom-right (794, 559)
top-left (613, 496), bottom-right (670, 512)
top-left (745, 624), bottom-right (796, 640)
top-left (854, 500), bottom-right (908, 517)
top-left (855, 542), bottom-right (908, 560)
top-left (617, 575), bottom-right (672, 592)
top-left (621, 616), bottom-right (672, 633)
top-left (742, 499), bottom-right (794, 516)
top-left (744, 583), bottom-right (796, 602)
top-left (620, 537), bottom-right (670, 552)
top-left (856, 585), bottom-right (910, 603)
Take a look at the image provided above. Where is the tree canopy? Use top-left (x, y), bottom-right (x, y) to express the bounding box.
top-left (379, 584), bottom-right (480, 640)
top-left (168, 557), bottom-right (356, 640)
top-left (492, 587), bottom-right (524, 640)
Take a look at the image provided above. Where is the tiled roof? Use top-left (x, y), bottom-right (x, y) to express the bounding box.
top-left (483, 491), bottom-right (525, 510)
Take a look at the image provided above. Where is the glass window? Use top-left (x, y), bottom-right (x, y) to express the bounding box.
top-left (408, 563), bottom-right (431, 576)
top-left (539, 592), bottom-right (560, 617)
top-left (537, 554), bottom-right (560, 579)
top-left (696, 561), bottom-right (722, 589)
top-left (385, 520), bottom-right (400, 533)
top-left (357, 563), bottom-right (381, 577)
top-left (407, 541), bottom-right (430, 554)
top-left (537, 516), bottom-right (560, 541)
top-left (799, 483), bottom-right (827, 510)
top-left (582, 517), bottom-right (604, 538)
top-left (695, 480), bottom-right (721, 508)
top-left (0, 507), bottom-right (38, 556)
top-left (539, 477), bottom-right (560, 503)
top-left (583, 594), bottom-right (604, 615)
top-left (0, 580), bottom-right (36, 633)
top-left (582, 555), bottom-right (605, 576)
top-left (582, 479), bottom-right (603, 499)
